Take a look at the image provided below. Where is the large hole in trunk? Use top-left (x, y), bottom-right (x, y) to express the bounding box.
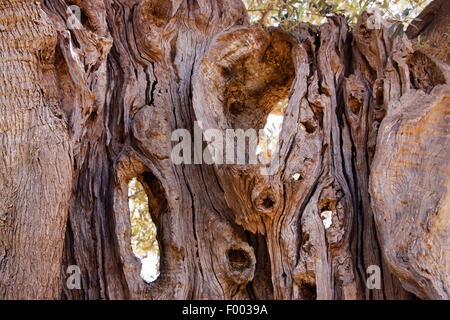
top-left (128, 177), bottom-right (160, 282)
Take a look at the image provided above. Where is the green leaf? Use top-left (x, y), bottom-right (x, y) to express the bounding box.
top-left (392, 23), bottom-right (403, 39)
top-left (401, 8), bottom-right (411, 19)
top-left (389, 23), bottom-right (397, 36)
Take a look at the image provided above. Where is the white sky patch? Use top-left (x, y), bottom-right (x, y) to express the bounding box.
top-left (140, 251), bottom-right (160, 283)
top-left (292, 173), bottom-right (301, 181)
top-left (321, 210), bottom-right (333, 229)
top-left (256, 114), bottom-right (284, 156)
top-left (267, 114), bottom-right (284, 127)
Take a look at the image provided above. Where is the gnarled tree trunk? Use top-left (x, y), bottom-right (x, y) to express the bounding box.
top-left (0, 0), bottom-right (448, 300)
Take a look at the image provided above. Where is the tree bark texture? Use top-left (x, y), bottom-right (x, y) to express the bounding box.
top-left (0, 0), bottom-right (448, 300)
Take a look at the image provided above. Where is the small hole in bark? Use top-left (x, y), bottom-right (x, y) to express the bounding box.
top-left (128, 177), bottom-right (160, 282)
top-left (302, 232), bottom-right (310, 243)
top-left (299, 280), bottom-right (317, 300)
top-left (300, 120), bottom-right (316, 134)
top-left (227, 249), bottom-right (251, 271)
top-left (221, 66), bottom-right (232, 78)
top-left (262, 197), bottom-right (274, 209)
top-left (253, 191), bottom-right (277, 214)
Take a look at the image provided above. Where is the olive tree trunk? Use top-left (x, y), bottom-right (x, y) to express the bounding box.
top-left (0, 0), bottom-right (448, 300)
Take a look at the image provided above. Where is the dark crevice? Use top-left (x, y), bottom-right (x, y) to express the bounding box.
top-left (298, 279), bottom-right (317, 300)
top-left (227, 249), bottom-right (251, 271)
top-left (246, 232), bottom-right (274, 300)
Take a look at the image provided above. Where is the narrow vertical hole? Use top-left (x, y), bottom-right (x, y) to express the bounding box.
top-left (128, 177), bottom-right (160, 282)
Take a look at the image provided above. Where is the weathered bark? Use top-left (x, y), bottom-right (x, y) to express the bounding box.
top-left (0, 0), bottom-right (72, 299)
top-left (406, 0), bottom-right (449, 64)
top-left (0, 0), bottom-right (448, 300)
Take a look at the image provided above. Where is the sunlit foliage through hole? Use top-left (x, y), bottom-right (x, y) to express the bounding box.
top-left (128, 177), bottom-right (160, 282)
top-left (244, 0), bottom-right (432, 29)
